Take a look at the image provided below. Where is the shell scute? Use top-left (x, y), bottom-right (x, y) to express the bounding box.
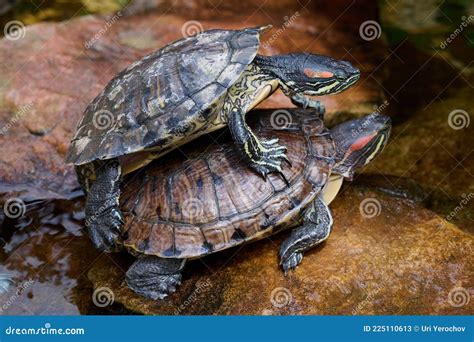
top-left (67, 27), bottom-right (264, 165)
top-left (206, 151), bottom-right (274, 216)
top-left (168, 159), bottom-right (219, 225)
top-left (201, 220), bottom-right (235, 252)
top-left (174, 224), bottom-right (207, 257)
top-left (119, 109), bottom-right (335, 258)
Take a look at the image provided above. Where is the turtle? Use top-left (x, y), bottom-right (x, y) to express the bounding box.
top-left (117, 109), bottom-right (391, 299)
top-left (66, 25), bottom-right (360, 253)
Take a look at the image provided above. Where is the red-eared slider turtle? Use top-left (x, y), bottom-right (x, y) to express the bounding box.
top-left (66, 26), bottom-right (360, 252)
top-left (118, 109), bottom-right (391, 299)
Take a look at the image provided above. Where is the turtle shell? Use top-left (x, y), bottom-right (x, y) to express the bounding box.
top-left (66, 26), bottom-right (269, 165)
top-left (118, 109), bottom-right (335, 259)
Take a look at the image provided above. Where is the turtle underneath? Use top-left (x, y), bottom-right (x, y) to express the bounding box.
top-left (117, 109), bottom-right (391, 299)
top-left (66, 25), bottom-right (360, 253)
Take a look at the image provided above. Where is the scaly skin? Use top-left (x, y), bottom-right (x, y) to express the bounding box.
top-left (279, 195), bottom-right (333, 274)
top-left (126, 256), bottom-right (186, 300)
top-left (79, 51), bottom-right (360, 252)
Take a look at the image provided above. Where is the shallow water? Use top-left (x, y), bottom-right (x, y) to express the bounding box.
top-left (0, 0), bottom-right (472, 315)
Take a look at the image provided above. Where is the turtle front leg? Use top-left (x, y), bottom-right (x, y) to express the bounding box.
top-left (126, 256), bottom-right (186, 300)
top-left (279, 195), bottom-right (333, 274)
top-left (228, 106), bottom-right (289, 181)
top-left (79, 158), bottom-right (123, 252)
top-left (291, 94), bottom-right (325, 116)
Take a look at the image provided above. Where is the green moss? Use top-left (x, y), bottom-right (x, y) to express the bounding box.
top-left (1, 0), bottom-right (130, 34)
top-left (82, 0), bottom-right (129, 14)
top-left (383, 26), bottom-right (408, 46)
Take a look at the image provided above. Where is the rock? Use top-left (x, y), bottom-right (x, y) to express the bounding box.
top-left (88, 185), bottom-right (473, 315)
top-left (0, 1), bottom-right (385, 200)
top-left (364, 86), bottom-right (474, 234)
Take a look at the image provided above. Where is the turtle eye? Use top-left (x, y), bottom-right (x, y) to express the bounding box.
top-left (303, 68), bottom-right (334, 79)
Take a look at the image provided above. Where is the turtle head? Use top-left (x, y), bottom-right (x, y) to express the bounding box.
top-left (254, 53), bottom-right (360, 96)
top-left (331, 113), bottom-right (391, 180)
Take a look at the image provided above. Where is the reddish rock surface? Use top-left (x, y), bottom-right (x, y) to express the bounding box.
top-left (0, 1), bottom-right (385, 199)
top-left (88, 185), bottom-right (473, 315)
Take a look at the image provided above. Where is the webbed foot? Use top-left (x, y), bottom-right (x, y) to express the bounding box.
top-left (279, 196), bottom-right (333, 275)
top-left (81, 158), bottom-right (123, 252)
top-left (126, 257), bottom-right (185, 300)
top-left (86, 206), bottom-right (123, 252)
top-left (279, 250), bottom-right (303, 275)
top-left (228, 107), bottom-right (290, 184)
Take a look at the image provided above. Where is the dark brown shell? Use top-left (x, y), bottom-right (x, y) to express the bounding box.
top-left (119, 109), bottom-right (335, 258)
top-left (66, 26), bottom-right (268, 165)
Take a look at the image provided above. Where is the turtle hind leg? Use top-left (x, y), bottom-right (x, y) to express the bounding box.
top-left (80, 158), bottom-right (123, 252)
top-left (279, 195), bottom-right (333, 274)
top-left (126, 256), bottom-right (186, 300)
top-left (228, 106), bottom-right (289, 181)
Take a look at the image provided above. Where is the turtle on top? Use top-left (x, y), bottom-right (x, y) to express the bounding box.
top-left (66, 25), bottom-right (361, 253)
top-left (118, 110), bottom-right (391, 299)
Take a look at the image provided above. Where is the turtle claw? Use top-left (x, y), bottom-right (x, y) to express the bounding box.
top-left (127, 273), bottom-right (182, 300)
top-left (282, 154), bottom-right (292, 167)
top-left (126, 257), bottom-right (184, 300)
top-left (245, 137), bottom-right (291, 186)
top-left (278, 171), bottom-right (290, 187)
top-left (87, 206), bottom-right (123, 252)
top-left (261, 137), bottom-right (280, 147)
top-left (280, 251), bottom-right (303, 275)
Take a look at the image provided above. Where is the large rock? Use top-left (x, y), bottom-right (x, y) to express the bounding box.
top-left (364, 86), bottom-right (474, 234)
top-left (0, 1), bottom-right (385, 200)
top-left (88, 185), bottom-right (474, 315)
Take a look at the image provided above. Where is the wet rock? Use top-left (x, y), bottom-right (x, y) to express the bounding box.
top-left (88, 185), bottom-right (473, 315)
top-left (364, 86), bottom-right (474, 233)
top-left (0, 1), bottom-right (385, 200)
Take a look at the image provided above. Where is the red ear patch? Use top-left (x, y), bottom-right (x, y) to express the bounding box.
top-left (350, 133), bottom-right (376, 152)
top-left (304, 68), bottom-right (334, 78)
